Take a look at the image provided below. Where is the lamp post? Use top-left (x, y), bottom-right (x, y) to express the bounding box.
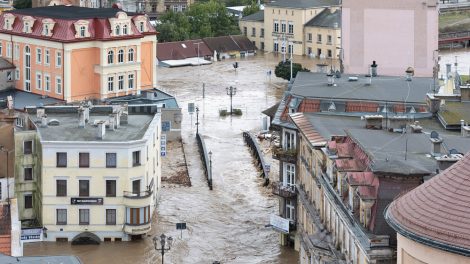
top-left (208, 150), bottom-right (213, 190)
top-left (153, 233), bottom-right (173, 264)
top-left (226, 86), bottom-right (237, 115)
top-left (0, 145), bottom-right (11, 206)
top-left (195, 106), bottom-right (200, 135)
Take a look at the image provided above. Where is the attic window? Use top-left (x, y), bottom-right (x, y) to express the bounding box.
top-left (115, 25), bottom-right (120, 35)
top-left (80, 26), bottom-right (86, 37)
top-left (42, 18), bottom-right (55, 37)
top-left (139, 22), bottom-right (144, 32)
top-left (123, 24), bottom-right (128, 35)
top-left (22, 16), bottom-right (35, 34)
top-left (3, 14), bottom-right (15, 30)
top-left (74, 20), bottom-right (90, 38)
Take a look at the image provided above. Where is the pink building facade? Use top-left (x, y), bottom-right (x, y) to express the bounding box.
top-left (342, 0), bottom-right (438, 77)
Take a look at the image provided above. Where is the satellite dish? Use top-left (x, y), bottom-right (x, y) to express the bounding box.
top-left (449, 149), bottom-right (460, 155)
top-left (430, 131), bottom-right (439, 139)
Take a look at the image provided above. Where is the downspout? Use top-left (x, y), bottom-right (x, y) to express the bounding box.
top-left (62, 42), bottom-right (65, 102)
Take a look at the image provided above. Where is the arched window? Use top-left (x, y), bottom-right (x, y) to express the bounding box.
top-left (123, 24), bottom-right (128, 35)
top-left (107, 50), bottom-right (114, 64)
top-left (118, 49), bottom-right (124, 63)
top-left (115, 25), bottom-right (120, 36)
top-left (128, 48), bottom-right (134, 62)
top-left (80, 26), bottom-right (86, 37)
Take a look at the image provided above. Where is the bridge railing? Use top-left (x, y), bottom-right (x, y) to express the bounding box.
top-left (196, 133), bottom-right (212, 190)
top-left (243, 132), bottom-right (269, 185)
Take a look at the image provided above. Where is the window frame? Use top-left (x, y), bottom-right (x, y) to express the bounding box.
top-left (106, 180), bottom-right (116, 197)
top-left (78, 152), bottom-right (90, 168)
top-left (24, 194), bottom-right (33, 209)
top-left (24, 167), bottom-right (33, 181)
top-left (106, 209), bottom-right (116, 225)
top-left (128, 74), bottom-right (134, 89)
top-left (36, 48), bottom-right (42, 64)
top-left (56, 209), bottom-right (67, 225)
top-left (107, 50), bottom-right (114, 64)
top-left (56, 179), bottom-right (67, 197)
top-left (56, 51), bottom-right (62, 68)
top-left (56, 152), bottom-right (67, 167)
top-left (23, 140), bottom-right (33, 154)
top-left (106, 153), bottom-right (117, 168)
top-left (79, 180), bottom-right (90, 197)
top-left (132, 151), bottom-right (141, 167)
top-left (79, 209), bottom-right (90, 225)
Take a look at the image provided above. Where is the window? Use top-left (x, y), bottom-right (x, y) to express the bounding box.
top-left (24, 194), bottom-right (32, 209)
top-left (274, 42), bottom-right (279, 52)
top-left (6, 43), bottom-right (11, 58)
top-left (25, 46), bottom-right (31, 92)
top-left (308, 33), bottom-right (312, 41)
top-left (79, 209), bottom-right (89, 225)
top-left (79, 180), bottom-right (89, 197)
top-left (15, 117), bottom-right (24, 127)
top-left (80, 26), bottom-right (86, 37)
top-left (79, 152), bottom-right (89, 168)
top-left (283, 130), bottom-right (296, 150)
top-left (56, 180), bottom-right (67, 196)
top-left (36, 48), bottom-right (42, 64)
top-left (173, 5), bottom-right (178, 12)
top-left (24, 141), bottom-right (32, 154)
top-left (107, 50), bottom-right (114, 64)
top-left (285, 199), bottom-right (295, 221)
top-left (15, 69), bottom-right (20, 80)
top-left (308, 47), bottom-right (312, 55)
top-left (57, 209), bottom-right (67, 225)
top-left (56, 51), bottom-right (62, 67)
top-left (260, 28), bottom-right (264, 38)
top-left (13, 44), bottom-right (19, 60)
top-left (118, 75), bottom-right (124, 90)
top-left (128, 48), bottom-right (134, 62)
top-left (56, 152), bottom-right (67, 167)
top-left (317, 48), bottom-right (322, 57)
top-left (327, 35), bottom-right (332, 44)
top-left (139, 22), bottom-right (144, 32)
top-left (45, 74), bottom-right (50, 91)
top-left (24, 167), bottom-right (33, 181)
top-left (36, 72), bottom-right (42, 90)
top-left (251, 27), bottom-right (256, 37)
top-left (288, 43), bottom-right (293, 54)
top-left (106, 153), bottom-right (117, 168)
top-left (243, 27), bottom-right (247, 36)
top-left (274, 20), bottom-right (279, 33)
top-left (260, 42), bottom-right (264, 50)
top-left (288, 21), bottom-right (293, 34)
top-left (56, 76), bottom-right (62, 94)
top-left (126, 206), bottom-right (150, 225)
top-left (317, 34), bottom-right (322, 43)
top-left (328, 49), bottom-right (332, 58)
top-left (107, 76), bottom-right (114, 92)
top-left (281, 20), bottom-right (286, 33)
top-left (0, 42), bottom-right (3, 56)
top-left (44, 24), bottom-right (49, 36)
top-left (106, 209), bottom-right (116, 225)
top-left (45, 49), bottom-right (50, 65)
top-left (115, 25), bottom-right (120, 36)
top-left (0, 183), bottom-right (2, 200)
top-left (106, 180), bottom-right (116, 197)
top-left (123, 24), bottom-right (128, 35)
top-left (132, 179), bottom-right (141, 194)
top-left (132, 151), bottom-right (140, 166)
top-left (128, 74), bottom-right (134, 89)
top-left (283, 163), bottom-right (295, 187)
top-left (118, 49), bottom-right (124, 63)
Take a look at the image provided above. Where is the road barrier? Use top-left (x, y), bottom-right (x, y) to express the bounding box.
top-left (196, 133), bottom-right (213, 190)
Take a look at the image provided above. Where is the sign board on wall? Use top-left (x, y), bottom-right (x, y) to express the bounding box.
top-left (71, 197), bottom-right (104, 205)
top-left (270, 214), bottom-right (290, 234)
top-left (162, 121), bottom-right (171, 132)
top-left (161, 134), bottom-right (167, 157)
top-left (21, 228), bottom-right (43, 242)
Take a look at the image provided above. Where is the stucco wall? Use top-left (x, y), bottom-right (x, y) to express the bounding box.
top-left (70, 47), bottom-right (100, 101)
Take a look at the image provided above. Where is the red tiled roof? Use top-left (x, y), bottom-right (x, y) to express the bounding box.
top-left (290, 112), bottom-right (326, 146)
top-left (345, 102), bottom-right (378, 112)
top-left (157, 39), bottom-right (212, 61)
top-left (335, 158), bottom-right (366, 172)
top-left (387, 152), bottom-right (470, 253)
top-left (336, 143), bottom-right (353, 158)
top-left (298, 99), bottom-right (320, 112)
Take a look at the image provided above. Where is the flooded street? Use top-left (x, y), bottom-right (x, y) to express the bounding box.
top-left (25, 53), bottom-right (322, 263)
top-left (439, 48), bottom-right (470, 76)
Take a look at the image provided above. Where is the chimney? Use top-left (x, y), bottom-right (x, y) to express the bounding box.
top-left (97, 121), bottom-right (106, 139)
top-left (78, 107), bottom-right (85, 128)
top-left (388, 116), bottom-right (408, 132)
top-left (371, 61), bottom-right (378, 77)
top-left (365, 67), bottom-right (372, 86)
top-left (364, 115), bottom-right (383, 129)
top-left (84, 107), bottom-right (90, 124)
top-left (327, 72), bottom-right (334, 86)
top-left (121, 104), bottom-right (129, 125)
top-left (37, 107), bottom-right (45, 119)
top-left (430, 132), bottom-right (443, 157)
top-left (405, 67), bottom-right (414, 81)
top-left (41, 114), bottom-right (48, 128)
top-left (108, 114), bottom-right (116, 131)
top-left (436, 154), bottom-right (463, 172)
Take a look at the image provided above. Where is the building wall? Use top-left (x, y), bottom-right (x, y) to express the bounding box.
top-left (304, 26), bottom-right (340, 59)
top-left (397, 234), bottom-right (470, 264)
top-left (161, 108), bottom-right (182, 142)
top-left (0, 68), bottom-right (14, 91)
top-left (140, 39), bottom-right (156, 90)
top-left (239, 20), bottom-right (265, 50)
top-left (70, 47), bottom-right (100, 101)
top-left (342, 0), bottom-right (438, 77)
top-left (40, 113), bottom-right (161, 241)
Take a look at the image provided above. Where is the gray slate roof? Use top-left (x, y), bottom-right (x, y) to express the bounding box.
top-left (240, 10), bottom-right (264, 22)
top-left (266, 0), bottom-right (340, 9)
top-left (0, 90), bottom-right (63, 110)
top-left (292, 72), bottom-right (434, 104)
top-left (305, 8), bottom-right (340, 28)
top-left (0, 58), bottom-right (15, 70)
top-left (108, 88), bottom-right (180, 109)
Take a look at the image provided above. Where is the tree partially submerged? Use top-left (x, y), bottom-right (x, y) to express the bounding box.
top-left (274, 60), bottom-right (310, 81)
top-left (242, 2), bottom-right (260, 17)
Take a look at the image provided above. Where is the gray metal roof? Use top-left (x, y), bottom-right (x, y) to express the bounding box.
top-left (107, 88), bottom-right (180, 109)
top-left (291, 72), bottom-right (434, 104)
top-left (240, 10), bottom-right (264, 22)
top-left (0, 90), bottom-right (63, 110)
top-left (265, 0), bottom-right (340, 9)
top-left (0, 58), bottom-right (15, 70)
top-left (305, 8), bottom-right (340, 28)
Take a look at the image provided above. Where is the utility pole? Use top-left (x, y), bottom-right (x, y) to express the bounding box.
top-left (195, 106), bottom-right (200, 135)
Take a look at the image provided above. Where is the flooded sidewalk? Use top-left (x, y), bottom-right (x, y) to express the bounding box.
top-left (24, 53), bottom-right (322, 263)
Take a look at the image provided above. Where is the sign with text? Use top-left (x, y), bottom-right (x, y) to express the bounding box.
top-left (176, 223), bottom-right (187, 230)
top-left (270, 214), bottom-right (290, 234)
top-left (162, 121), bottom-right (171, 132)
top-left (161, 134), bottom-right (167, 157)
top-left (21, 228), bottom-right (42, 242)
top-left (188, 103), bottom-right (195, 113)
top-left (71, 197), bottom-right (103, 205)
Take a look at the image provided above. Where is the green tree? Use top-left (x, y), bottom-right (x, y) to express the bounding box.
top-left (157, 11), bottom-right (191, 42)
top-left (242, 2), bottom-right (260, 17)
top-left (274, 60), bottom-right (310, 81)
top-left (13, 0), bottom-right (31, 9)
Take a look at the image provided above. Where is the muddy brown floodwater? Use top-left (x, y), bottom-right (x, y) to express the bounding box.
top-left (24, 53), bottom-right (333, 264)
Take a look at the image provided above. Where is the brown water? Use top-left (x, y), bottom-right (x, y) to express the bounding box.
top-left (25, 53), bottom-right (325, 264)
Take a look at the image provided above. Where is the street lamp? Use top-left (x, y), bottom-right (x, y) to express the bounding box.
top-left (208, 150), bottom-right (213, 190)
top-left (226, 86), bottom-right (237, 115)
top-left (0, 145), bottom-right (10, 206)
top-left (153, 233), bottom-right (173, 264)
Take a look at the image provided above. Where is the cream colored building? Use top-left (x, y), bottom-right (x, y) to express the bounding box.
top-left (239, 0), bottom-right (340, 56)
top-left (239, 11), bottom-right (265, 50)
top-left (304, 9), bottom-right (340, 59)
top-left (27, 104), bottom-right (162, 242)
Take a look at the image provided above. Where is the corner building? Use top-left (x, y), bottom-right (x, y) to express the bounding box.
top-left (0, 6), bottom-right (157, 102)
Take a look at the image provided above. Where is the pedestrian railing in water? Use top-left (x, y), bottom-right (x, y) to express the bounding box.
top-left (243, 131), bottom-right (269, 186)
top-left (196, 133), bottom-right (213, 190)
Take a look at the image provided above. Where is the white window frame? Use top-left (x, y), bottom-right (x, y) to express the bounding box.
top-left (0, 42), bottom-right (2, 57)
top-left (283, 163), bottom-right (296, 187)
top-left (55, 76), bottom-right (62, 94)
top-left (128, 73), bottom-right (134, 89)
top-left (6, 43), bottom-right (11, 58)
top-left (45, 49), bottom-right (50, 65)
top-left (36, 71), bottom-right (42, 90)
top-left (283, 129), bottom-right (296, 150)
top-left (13, 44), bottom-right (19, 60)
top-left (44, 74), bottom-right (50, 91)
top-left (15, 69), bottom-right (20, 80)
top-left (128, 48), bottom-right (134, 62)
top-left (285, 199), bottom-right (295, 221)
top-left (56, 51), bottom-right (62, 68)
top-left (118, 49), bottom-right (124, 63)
top-left (118, 75), bottom-right (124, 90)
top-left (36, 48), bottom-right (42, 64)
top-left (108, 76), bottom-right (114, 92)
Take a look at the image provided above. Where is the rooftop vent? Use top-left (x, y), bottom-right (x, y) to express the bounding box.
top-left (48, 119), bottom-right (60, 126)
top-left (429, 131), bottom-right (443, 157)
top-left (371, 61), bottom-right (378, 77)
top-left (461, 120), bottom-right (470, 137)
top-left (409, 121), bottom-right (422, 133)
top-left (363, 115), bottom-right (383, 129)
top-left (405, 67), bottom-right (414, 81)
top-left (348, 76), bottom-right (358, 82)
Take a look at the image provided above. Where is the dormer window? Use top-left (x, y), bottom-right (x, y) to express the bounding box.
top-left (80, 26), bottom-right (86, 37)
top-left (22, 16), bottom-right (35, 34)
top-left (123, 24), bottom-right (128, 35)
top-left (134, 16), bottom-right (147, 33)
top-left (3, 14), bottom-right (15, 30)
top-left (109, 12), bottom-right (131, 37)
top-left (74, 20), bottom-right (90, 38)
top-left (139, 22), bottom-right (144, 32)
top-left (42, 19), bottom-right (55, 37)
top-left (115, 25), bottom-right (120, 36)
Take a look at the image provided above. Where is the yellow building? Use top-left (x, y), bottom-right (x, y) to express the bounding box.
top-left (239, 0), bottom-right (340, 56)
top-left (303, 9), bottom-right (340, 59)
top-left (27, 104), bottom-right (162, 242)
top-left (239, 11), bottom-right (265, 50)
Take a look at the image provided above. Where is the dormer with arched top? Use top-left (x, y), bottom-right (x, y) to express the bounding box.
top-left (74, 20), bottom-right (90, 38)
top-left (109, 11), bottom-right (132, 37)
top-left (133, 15), bottom-right (148, 33)
top-left (42, 18), bottom-right (55, 37)
top-left (3, 13), bottom-right (15, 30)
top-left (22, 16), bottom-right (36, 34)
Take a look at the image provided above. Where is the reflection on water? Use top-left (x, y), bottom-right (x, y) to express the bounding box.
top-left (25, 53), bottom-right (316, 264)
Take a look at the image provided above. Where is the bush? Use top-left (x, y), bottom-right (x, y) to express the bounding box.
top-left (233, 108), bottom-right (243, 116)
top-left (219, 109), bottom-right (228, 116)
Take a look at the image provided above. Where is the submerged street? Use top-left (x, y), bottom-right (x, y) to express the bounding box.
top-left (25, 53), bottom-right (323, 263)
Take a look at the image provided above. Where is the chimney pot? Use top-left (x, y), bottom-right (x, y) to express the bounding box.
top-left (41, 115), bottom-right (48, 128)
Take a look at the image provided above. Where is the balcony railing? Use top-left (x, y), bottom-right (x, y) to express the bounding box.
top-left (272, 181), bottom-right (297, 198)
top-left (123, 222), bottom-right (151, 235)
top-left (272, 146), bottom-right (297, 163)
top-left (123, 190), bottom-right (152, 199)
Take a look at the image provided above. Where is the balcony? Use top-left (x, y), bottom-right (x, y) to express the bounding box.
top-left (272, 146), bottom-right (297, 163)
top-left (123, 190), bottom-right (153, 207)
top-left (123, 190), bottom-right (152, 199)
top-left (123, 222), bottom-right (151, 235)
top-left (272, 182), bottom-right (297, 198)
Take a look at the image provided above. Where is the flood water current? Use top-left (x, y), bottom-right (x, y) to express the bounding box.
top-left (24, 53), bottom-right (324, 264)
